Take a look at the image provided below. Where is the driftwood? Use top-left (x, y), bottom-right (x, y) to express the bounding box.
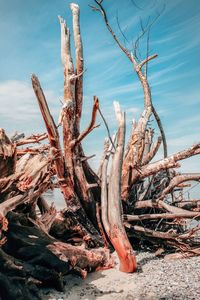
top-left (101, 102), bottom-right (137, 272)
top-left (0, 129), bottom-right (16, 179)
top-left (0, 1), bottom-right (200, 299)
top-left (0, 211), bottom-right (111, 299)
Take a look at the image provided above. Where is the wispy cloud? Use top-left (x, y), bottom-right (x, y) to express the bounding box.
top-left (0, 80), bottom-right (60, 135)
top-left (0, 0), bottom-right (199, 175)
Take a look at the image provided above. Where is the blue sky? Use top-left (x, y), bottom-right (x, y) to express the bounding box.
top-left (0, 0), bottom-right (200, 176)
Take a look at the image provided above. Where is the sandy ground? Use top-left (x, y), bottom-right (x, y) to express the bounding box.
top-left (43, 252), bottom-right (200, 300)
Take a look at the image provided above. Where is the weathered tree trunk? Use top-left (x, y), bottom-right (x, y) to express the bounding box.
top-left (1, 3), bottom-right (200, 298)
top-left (58, 7), bottom-right (101, 220)
top-left (32, 75), bottom-right (103, 247)
top-left (101, 102), bottom-right (137, 272)
top-left (92, 0), bottom-right (200, 258)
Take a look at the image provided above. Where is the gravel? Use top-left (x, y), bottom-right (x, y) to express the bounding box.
top-left (43, 251), bottom-right (200, 300)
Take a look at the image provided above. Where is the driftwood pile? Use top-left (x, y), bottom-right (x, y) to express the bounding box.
top-left (0, 2), bottom-right (200, 299)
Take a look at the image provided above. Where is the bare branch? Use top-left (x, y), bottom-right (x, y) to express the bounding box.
top-left (16, 133), bottom-right (48, 146)
top-left (152, 105), bottom-right (168, 157)
top-left (70, 69), bottom-right (86, 82)
top-left (17, 145), bottom-right (49, 156)
top-left (116, 12), bottom-right (129, 46)
top-left (139, 143), bottom-right (200, 180)
top-left (70, 96), bottom-right (99, 148)
top-left (160, 174), bottom-right (200, 199)
top-left (138, 54), bottom-right (158, 70)
top-left (124, 211), bottom-right (200, 222)
top-left (98, 104), bottom-right (116, 150)
top-left (142, 136), bottom-right (162, 165)
top-left (92, 0), bottom-right (134, 64)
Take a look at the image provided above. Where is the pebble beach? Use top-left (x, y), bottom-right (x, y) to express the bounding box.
top-left (43, 251), bottom-right (200, 300)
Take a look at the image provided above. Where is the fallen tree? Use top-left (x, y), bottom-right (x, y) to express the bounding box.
top-left (0, 1), bottom-right (200, 299)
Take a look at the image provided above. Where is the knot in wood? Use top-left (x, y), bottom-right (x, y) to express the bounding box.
top-left (62, 100), bottom-right (74, 119)
top-left (62, 100), bottom-right (74, 112)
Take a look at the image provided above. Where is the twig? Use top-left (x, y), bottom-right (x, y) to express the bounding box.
top-left (16, 133), bottom-right (48, 146)
top-left (70, 96), bottom-right (100, 148)
top-left (138, 54), bottom-right (158, 70)
top-left (98, 105), bottom-right (116, 150)
top-left (91, 0), bottom-right (134, 63)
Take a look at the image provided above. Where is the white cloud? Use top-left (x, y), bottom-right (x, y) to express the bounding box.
top-left (0, 80), bottom-right (60, 135)
top-left (126, 106), bottom-right (140, 113)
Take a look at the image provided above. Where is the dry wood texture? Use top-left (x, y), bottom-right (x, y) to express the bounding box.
top-left (0, 2), bottom-right (200, 299)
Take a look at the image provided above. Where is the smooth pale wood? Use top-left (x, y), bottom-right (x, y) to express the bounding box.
top-left (160, 173), bottom-right (200, 199)
top-left (133, 198), bottom-right (200, 216)
top-left (97, 137), bottom-right (109, 179)
top-left (131, 143), bottom-right (200, 183)
top-left (58, 15), bottom-right (75, 182)
top-left (125, 223), bottom-right (180, 240)
top-left (101, 137), bottom-right (114, 235)
top-left (107, 102), bottom-right (137, 273)
top-left (70, 3), bottom-right (84, 129)
top-left (58, 15), bottom-right (75, 99)
top-left (141, 128), bottom-right (154, 162)
top-left (70, 5), bottom-right (100, 211)
top-left (124, 211), bottom-right (200, 222)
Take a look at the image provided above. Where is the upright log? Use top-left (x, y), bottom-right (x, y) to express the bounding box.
top-left (70, 3), bottom-right (84, 129)
top-left (58, 6), bottom-right (101, 228)
top-left (101, 102), bottom-right (137, 272)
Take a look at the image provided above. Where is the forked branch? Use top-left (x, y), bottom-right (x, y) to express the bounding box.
top-left (71, 96), bottom-right (100, 148)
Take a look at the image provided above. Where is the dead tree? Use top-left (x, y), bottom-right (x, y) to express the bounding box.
top-left (91, 0), bottom-right (200, 254)
top-left (0, 1), bottom-right (200, 298)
